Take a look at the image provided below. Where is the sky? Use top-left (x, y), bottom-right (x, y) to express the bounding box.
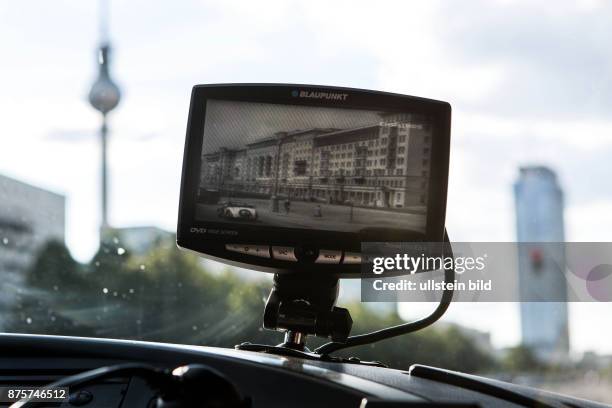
top-left (201, 99), bottom-right (383, 153)
top-left (1, 0), bottom-right (612, 354)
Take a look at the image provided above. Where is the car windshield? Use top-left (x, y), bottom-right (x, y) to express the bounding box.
top-left (1, 1), bottom-right (612, 404)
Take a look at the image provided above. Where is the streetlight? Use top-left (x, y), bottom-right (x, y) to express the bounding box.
top-left (89, 43), bottom-right (121, 234)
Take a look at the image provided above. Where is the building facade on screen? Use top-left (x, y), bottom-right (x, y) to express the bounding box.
top-left (514, 166), bottom-right (570, 361)
top-left (200, 113), bottom-right (432, 210)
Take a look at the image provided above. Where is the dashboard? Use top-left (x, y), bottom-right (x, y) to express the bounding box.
top-left (0, 334), bottom-right (607, 408)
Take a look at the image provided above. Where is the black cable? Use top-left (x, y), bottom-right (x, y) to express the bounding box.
top-left (315, 230), bottom-right (455, 356)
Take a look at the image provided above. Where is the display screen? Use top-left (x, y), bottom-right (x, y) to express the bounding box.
top-left (195, 99), bottom-right (433, 235)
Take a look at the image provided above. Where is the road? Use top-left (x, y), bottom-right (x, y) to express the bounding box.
top-left (195, 197), bottom-right (426, 233)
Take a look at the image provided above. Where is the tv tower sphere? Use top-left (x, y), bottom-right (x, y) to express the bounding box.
top-left (89, 44), bottom-right (121, 115)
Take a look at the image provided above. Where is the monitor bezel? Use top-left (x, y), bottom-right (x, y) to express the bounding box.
top-left (177, 83), bottom-right (451, 276)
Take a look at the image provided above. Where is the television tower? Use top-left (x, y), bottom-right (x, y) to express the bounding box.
top-left (88, 0), bottom-right (121, 235)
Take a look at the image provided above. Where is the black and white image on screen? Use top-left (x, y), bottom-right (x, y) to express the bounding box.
top-left (195, 99), bottom-right (432, 234)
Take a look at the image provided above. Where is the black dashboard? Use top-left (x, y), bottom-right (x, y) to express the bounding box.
top-left (0, 334), bottom-right (607, 408)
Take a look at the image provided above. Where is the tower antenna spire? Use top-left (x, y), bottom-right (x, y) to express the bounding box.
top-left (99, 0), bottom-right (110, 44)
top-left (88, 0), bottom-right (121, 237)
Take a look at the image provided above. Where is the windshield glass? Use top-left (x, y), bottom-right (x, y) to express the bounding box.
top-left (1, 1), bottom-right (611, 404)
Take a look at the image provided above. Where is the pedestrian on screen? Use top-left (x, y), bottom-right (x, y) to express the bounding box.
top-left (314, 204), bottom-right (322, 217)
top-left (284, 198), bottom-right (291, 214)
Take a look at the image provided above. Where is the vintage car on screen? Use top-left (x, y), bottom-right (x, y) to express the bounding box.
top-left (216, 201), bottom-right (258, 220)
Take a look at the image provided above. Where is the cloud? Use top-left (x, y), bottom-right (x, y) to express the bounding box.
top-left (436, 0), bottom-right (612, 119)
top-left (46, 129), bottom-right (95, 142)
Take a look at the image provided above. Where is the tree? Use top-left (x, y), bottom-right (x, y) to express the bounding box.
top-left (502, 345), bottom-right (542, 372)
top-left (8, 240), bottom-right (93, 336)
top-left (320, 303), bottom-right (497, 372)
top-left (6, 237), bottom-right (498, 374)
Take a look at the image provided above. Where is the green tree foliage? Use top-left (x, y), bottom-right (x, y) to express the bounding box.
top-left (9, 238), bottom-right (497, 373)
top-left (10, 240), bottom-right (93, 336)
top-left (316, 303), bottom-right (497, 372)
top-left (502, 345), bottom-right (542, 373)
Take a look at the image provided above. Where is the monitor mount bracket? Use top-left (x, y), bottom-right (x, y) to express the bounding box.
top-left (235, 273), bottom-right (368, 363)
top-left (235, 232), bottom-right (455, 366)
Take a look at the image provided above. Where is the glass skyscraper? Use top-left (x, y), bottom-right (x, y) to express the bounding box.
top-left (514, 166), bottom-right (570, 361)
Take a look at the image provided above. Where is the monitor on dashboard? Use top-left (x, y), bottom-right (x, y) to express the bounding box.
top-left (177, 84), bottom-right (451, 276)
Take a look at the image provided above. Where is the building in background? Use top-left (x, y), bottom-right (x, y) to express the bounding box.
top-left (514, 166), bottom-right (569, 361)
top-left (0, 174), bottom-right (65, 328)
top-left (200, 113), bottom-right (432, 210)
